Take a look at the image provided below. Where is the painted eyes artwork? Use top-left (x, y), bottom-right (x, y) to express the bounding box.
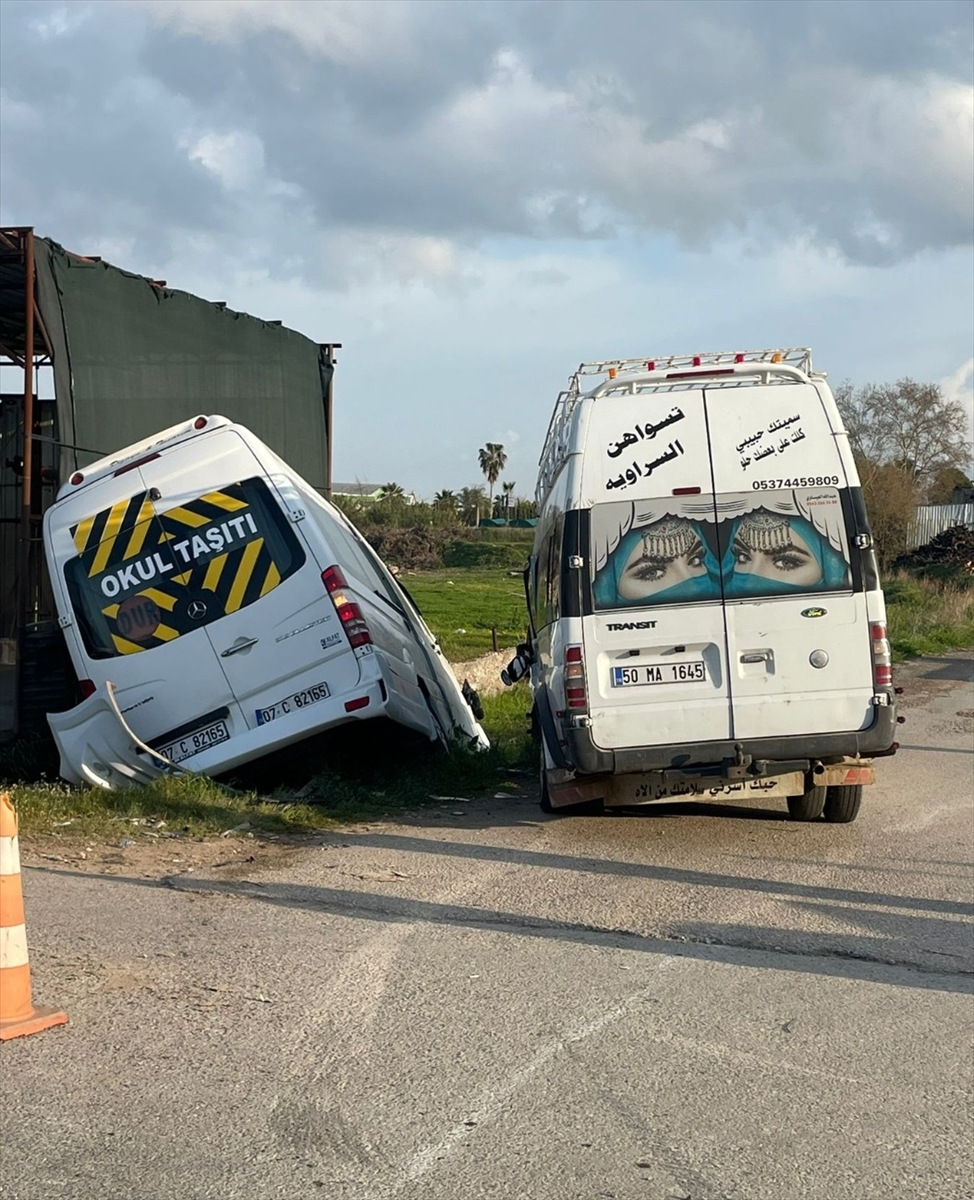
top-left (592, 491), bottom-right (851, 608)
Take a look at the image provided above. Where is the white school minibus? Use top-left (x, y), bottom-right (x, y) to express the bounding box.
top-left (511, 348), bottom-right (898, 823)
top-left (44, 415), bottom-right (487, 788)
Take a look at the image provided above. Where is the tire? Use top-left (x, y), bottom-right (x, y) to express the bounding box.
top-left (823, 784), bottom-right (863, 824)
top-left (787, 785), bottom-right (827, 821)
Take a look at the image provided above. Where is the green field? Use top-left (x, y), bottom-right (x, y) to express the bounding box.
top-left (405, 568), bottom-right (530, 660)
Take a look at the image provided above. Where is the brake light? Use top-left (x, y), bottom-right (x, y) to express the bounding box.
top-left (666, 368), bottom-right (735, 380)
top-left (194, 416), bottom-right (208, 430)
top-left (80, 679), bottom-right (96, 699)
top-left (344, 696), bottom-right (371, 713)
top-left (871, 622), bottom-right (892, 687)
top-left (322, 567), bottom-right (372, 649)
top-left (114, 452), bottom-right (160, 477)
top-left (565, 644), bottom-right (587, 710)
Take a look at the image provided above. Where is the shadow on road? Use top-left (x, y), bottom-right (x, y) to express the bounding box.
top-left (299, 829), bottom-right (974, 917)
top-left (29, 863), bottom-right (974, 996)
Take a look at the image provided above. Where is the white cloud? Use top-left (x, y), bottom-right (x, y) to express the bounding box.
top-left (136, 0), bottom-right (424, 66)
top-left (180, 129), bottom-right (266, 191)
top-left (939, 358), bottom-right (974, 462)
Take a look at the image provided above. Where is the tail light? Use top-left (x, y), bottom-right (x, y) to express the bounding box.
top-left (322, 566), bottom-right (372, 649)
top-left (565, 644), bottom-right (587, 710)
top-left (80, 679), bottom-right (96, 699)
top-left (871, 622), bottom-right (892, 687)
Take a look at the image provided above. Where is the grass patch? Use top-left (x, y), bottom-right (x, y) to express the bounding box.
top-left (2, 685), bottom-right (535, 840)
top-left (885, 569), bottom-right (974, 660)
top-left (405, 568), bottom-right (529, 660)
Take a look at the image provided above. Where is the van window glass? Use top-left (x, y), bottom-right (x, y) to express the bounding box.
top-left (65, 477), bottom-right (305, 659)
top-left (589, 488), bottom-right (851, 609)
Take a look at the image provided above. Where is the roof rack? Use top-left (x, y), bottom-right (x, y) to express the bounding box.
top-left (536, 348), bottom-right (814, 504)
top-left (568, 347), bottom-right (812, 396)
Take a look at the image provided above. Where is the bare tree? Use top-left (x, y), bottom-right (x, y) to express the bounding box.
top-left (835, 378), bottom-right (972, 493)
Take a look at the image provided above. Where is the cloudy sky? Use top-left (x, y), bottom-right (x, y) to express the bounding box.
top-left (2, 0), bottom-right (972, 496)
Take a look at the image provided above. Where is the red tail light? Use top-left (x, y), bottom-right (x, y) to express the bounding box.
top-left (114, 452), bottom-right (160, 477)
top-left (565, 644), bottom-right (587, 710)
top-left (871, 622), bottom-right (892, 687)
top-left (322, 567), bottom-right (372, 649)
top-left (344, 696), bottom-right (371, 713)
top-left (80, 679), bottom-right (96, 699)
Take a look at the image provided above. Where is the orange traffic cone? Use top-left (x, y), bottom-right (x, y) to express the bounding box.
top-left (0, 792), bottom-right (67, 1040)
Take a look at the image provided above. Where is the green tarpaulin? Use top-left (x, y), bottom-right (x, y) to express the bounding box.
top-left (34, 239), bottom-right (331, 490)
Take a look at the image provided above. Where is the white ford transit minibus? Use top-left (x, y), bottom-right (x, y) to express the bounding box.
top-left (516, 348), bottom-right (897, 823)
top-left (44, 416), bottom-right (487, 788)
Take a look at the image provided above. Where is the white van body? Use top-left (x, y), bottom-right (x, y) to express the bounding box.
top-left (44, 416), bottom-right (487, 789)
top-left (523, 349), bottom-right (896, 822)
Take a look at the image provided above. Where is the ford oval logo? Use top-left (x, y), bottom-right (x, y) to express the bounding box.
top-left (801, 606), bottom-right (827, 618)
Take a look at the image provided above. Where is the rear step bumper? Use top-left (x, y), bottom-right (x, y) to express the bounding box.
top-left (565, 701), bottom-right (897, 776)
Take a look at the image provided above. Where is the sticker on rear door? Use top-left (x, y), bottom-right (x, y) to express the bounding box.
top-left (63, 477), bottom-right (305, 660)
top-left (590, 488), bottom-right (851, 608)
top-left (255, 682), bottom-right (330, 726)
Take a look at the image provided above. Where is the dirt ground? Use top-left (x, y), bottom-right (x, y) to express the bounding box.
top-left (17, 651), bottom-right (967, 884)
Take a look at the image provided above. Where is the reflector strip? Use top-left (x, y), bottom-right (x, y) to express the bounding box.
top-left (203, 552), bottom-right (229, 593)
top-left (260, 561), bottom-right (281, 597)
top-left (199, 490), bottom-right (248, 512)
top-left (160, 505), bottom-right (210, 528)
top-left (225, 538), bottom-right (263, 613)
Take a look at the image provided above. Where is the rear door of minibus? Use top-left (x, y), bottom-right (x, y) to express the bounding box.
top-left (704, 381), bottom-right (874, 739)
top-left (136, 433), bottom-right (361, 736)
top-left (583, 389), bottom-right (731, 752)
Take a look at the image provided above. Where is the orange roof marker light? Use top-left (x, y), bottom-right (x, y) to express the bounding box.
top-left (607, 368), bottom-right (617, 379)
top-left (771, 352), bottom-right (784, 363)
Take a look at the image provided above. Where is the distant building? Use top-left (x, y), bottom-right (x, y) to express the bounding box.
top-left (332, 483), bottom-right (419, 504)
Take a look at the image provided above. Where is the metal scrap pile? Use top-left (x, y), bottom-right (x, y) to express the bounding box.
top-left (896, 525), bottom-right (974, 575)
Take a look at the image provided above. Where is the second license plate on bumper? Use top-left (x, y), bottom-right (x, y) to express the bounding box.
top-left (256, 681), bottom-right (331, 726)
top-left (612, 661), bottom-right (705, 687)
top-left (158, 720), bottom-right (230, 764)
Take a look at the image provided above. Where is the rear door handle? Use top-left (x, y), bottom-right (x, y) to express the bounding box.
top-left (221, 638), bottom-right (259, 657)
top-left (740, 652), bottom-right (770, 663)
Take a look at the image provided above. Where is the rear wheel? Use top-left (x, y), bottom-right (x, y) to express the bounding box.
top-left (787, 785), bottom-right (827, 821)
top-left (823, 784), bottom-right (863, 824)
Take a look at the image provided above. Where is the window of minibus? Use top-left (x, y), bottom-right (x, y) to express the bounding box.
top-left (589, 489), bottom-right (852, 609)
top-left (65, 476), bottom-right (305, 658)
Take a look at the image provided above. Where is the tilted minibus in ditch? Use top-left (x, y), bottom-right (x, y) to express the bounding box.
top-left (44, 415), bottom-right (487, 788)
top-left (513, 348), bottom-right (897, 822)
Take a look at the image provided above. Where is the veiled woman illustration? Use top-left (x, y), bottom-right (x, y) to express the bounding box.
top-left (593, 516), bottom-right (720, 606)
top-left (722, 509), bottom-right (849, 597)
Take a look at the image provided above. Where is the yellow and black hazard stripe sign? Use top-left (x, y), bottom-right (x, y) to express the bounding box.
top-left (70, 481), bottom-right (293, 656)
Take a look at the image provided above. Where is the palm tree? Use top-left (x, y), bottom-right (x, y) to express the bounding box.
top-left (434, 489), bottom-right (457, 509)
top-left (458, 486), bottom-right (488, 526)
top-left (478, 443), bottom-right (507, 516)
top-left (501, 480), bottom-right (516, 513)
top-left (380, 482), bottom-right (406, 500)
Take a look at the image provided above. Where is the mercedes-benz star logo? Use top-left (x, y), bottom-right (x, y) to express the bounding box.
top-left (187, 600), bottom-right (208, 620)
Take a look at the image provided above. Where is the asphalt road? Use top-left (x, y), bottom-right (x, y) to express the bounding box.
top-left (2, 652), bottom-right (972, 1200)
